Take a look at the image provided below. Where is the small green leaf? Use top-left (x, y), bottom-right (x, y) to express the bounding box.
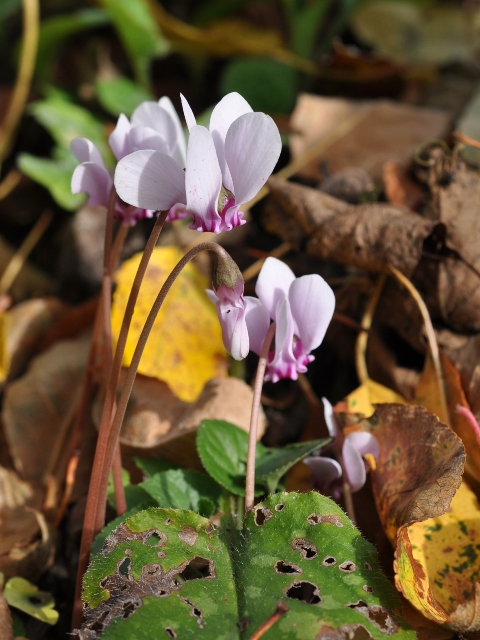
top-left (11, 610), bottom-right (26, 637)
top-left (291, 0), bottom-right (330, 58)
top-left (96, 77), bottom-right (153, 117)
top-left (220, 58), bottom-right (297, 114)
top-left (92, 503), bottom-right (154, 556)
top-left (97, 0), bottom-right (169, 87)
top-left (140, 469), bottom-right (222, 517)
top-left (4, 577), bottom-right (59, 625)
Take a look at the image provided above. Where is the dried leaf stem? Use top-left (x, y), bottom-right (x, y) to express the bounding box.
top-left (355, 274), bottom-right (387, 384)
top-left (73, 241), bottom-right (230, 631)
top-left (0, 0), bottom-right (39, 168)
top-left (0, 169), bottom-right (22, 201)
top-left (245, 322), bottom-right (276, 513)
top-left (248, 601), bottom-right (289, 640)
top-left (0, 210), bottom-right (53, 295)
top-left (453, 131), bottom-right (480, 151)
top-left (388, 265), bottom-right (449, 425)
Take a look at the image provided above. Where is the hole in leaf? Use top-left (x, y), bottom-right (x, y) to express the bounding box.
top-left (275, 560), bottom-right (302, 575)
top-left (238, 619), bottom-right (250, 631)
top-left (254, 506), bottom-right (274, 526)
top-left (362, 585), bottom-right (373, 593)
top-left (145, 533), bottom-right (162, 547)
top-left (179, 556), bottom-right (215, 581)
top-left (181, 597), bottom-right (204, 629)
top-left (165, 518), bottom-right (172, 525)
top-left (318, 625), bottom-right (373, 640)
top-left (339, 561), bottom-right (357, 573)
top-left (364, 562), bottom-right (372, 571)
top-left (346, 601), bottom-right (399, 634)
top-left (28, 596), bottom-right (43, 606)
top-left (322, 556), bottom-right (337, 567)
top-left (122, 601), bottom-right (137, 619)
top-left (275, 503), bottom-right (285, 512)
top-left (118, 557), bottom-right (131, 577)
top-left (307, 513), bottom-right (343, 527)
top-left (291, 538), bottom-right (317, 560)
top-left (165, 627), bottom-right (177, 638)
top-left (285, 580), bottom-right (321, 605)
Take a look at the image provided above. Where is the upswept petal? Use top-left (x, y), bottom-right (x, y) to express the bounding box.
top-left (342, 440), bottom-right (366, 493)
top-left (225, 112), bottom-right (281, 205)
top-left (108, 114), bottom-right (132, 161)
top-left (322, 397), bottom-right (339, 440)
top-left (289, 274), bottom-right (335, 353)
top-left (180, 94), bottom-right (196, 131)
top-left (71, 162), bottom-right (112, 208)
top-left (255, 257), bottom-right (295, 319)
top-left (185, 126), bottom-right (222, 232)
top-left (131, 102), bottom-right (176, 148)
top-left (303, 456), bottom-right (342, 490)
top-left (159, 96), bottom-right (187, 167)
top-left (266, 297), bottom-right (297, 382)
top-left (206, 289), bottom-right (218, 305)
top-left (244, 296), bottom-right (270, 355)
top-left (129, 126), bottom-right (169, 154)
top-left (209, 92), bottom-right (252, 192)
top-left (70, 137), bottom-right (104, 166)
top-left (114, 150), bottom-right (186, 211)
top-left (345, 432), bottom-right (380, 459)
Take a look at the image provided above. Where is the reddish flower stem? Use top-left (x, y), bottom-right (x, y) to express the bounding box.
top-left (245, 322), bottom-right (276, 513)
top-left (72, 241), bottom-right (229, 632)
top-left (248, 602), bottom-right (289, 640)
top-left (456, 404), bottom-right (480, 446)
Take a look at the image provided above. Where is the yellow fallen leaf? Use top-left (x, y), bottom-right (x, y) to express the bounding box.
top-left (395, 481), bottom-right (480, 632)
top-left (112, 246), bottom-right (228, 402)
top-left (4, 576), bottom-right (59, 625)
top-left (345, 377), bottom-right (406, 416)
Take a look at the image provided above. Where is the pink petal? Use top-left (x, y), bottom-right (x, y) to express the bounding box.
top-left (131, 101), bottom-right (176, 147)
top-left (159, 96), bottom-right (187, 167)
top-left (255, 257), bottom-right (295, 319)
top-left (345, 432), bottom-right (380, 459)
top-left (70, 138), bottom-right (104, 166)
top-left (244, 296), bottom-right (270, 355)
top-left (225, 112), bottom-right (281, 205)
top-left (108, 114), bottom-right (132, 161)
top-left (289, 274), bottom-right (335, 353)
top-left (71, 162), bottom-right (112, 208)
top-left (209, 92), bottom-right (252, 192)
top-left (322, 397), bottom-right (339, 440)
top-left (303, 456), bottom-right (342, 489)
top-left (114, 150), bottom-right (186, 211)
top-left (208, 287), bottom-right (248, 360)
top-left (129, 126), bottom-right (169, 154)
top-left (180, 94), bottom-right (196, 131)
top-left (185, 126), bottom-right (222, 233)
top-left (265, 297), bottom-right (297, 382)
top-left (342, 440), bottom-right (366, 493)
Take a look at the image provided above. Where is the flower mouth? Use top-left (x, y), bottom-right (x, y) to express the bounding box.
top-left (217, 185), bottom-right (235, 214)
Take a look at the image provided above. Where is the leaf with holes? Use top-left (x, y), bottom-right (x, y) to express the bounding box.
top-left (197, 419), bottom-right (328, 496)
top-left (79, 495), bottom-right (415, 639)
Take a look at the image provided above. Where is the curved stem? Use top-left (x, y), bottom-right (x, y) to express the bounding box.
top-left (355, 274), bottom-right (386, 384)
top-left (245, 322), bottom-right (276, 512)
top-left (73, 241), bottom-right (229, 631)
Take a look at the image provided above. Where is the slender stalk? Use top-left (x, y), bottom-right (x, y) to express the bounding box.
top-left (245, 322), bottom-right (276, 513)
top-left (355, 274), bottom-right (386, 384)
top-left (112, 443), bottom-right (126, 515)
top-left (248, 602), bottom-right (289, 640)
top-left (110, 223), bottom-right (129, 273)
top-left (73, 241), bottom-right (228, 631)
top-left (337, 452), bottom-right (357, 524)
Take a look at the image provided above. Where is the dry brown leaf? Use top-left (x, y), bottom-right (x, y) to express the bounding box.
top-left (92, 373), bottom-right (266, 470)
top-left (289, 95), bottom-right (451, 183)
top-left (3, 334), bottom-right (89, 482)
top-left (264, 176), bottom-right (444, 277)
top-left (383, 161), bottom-right (424, 210)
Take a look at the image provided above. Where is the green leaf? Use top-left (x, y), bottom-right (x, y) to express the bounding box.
top-left (220, 58), bottom-right (297, 114)
top-left (256, 440), bottom-right (330, 494)
top-left (36, 9), bottom-right (110, 82)
top-left (140, 469), bottom-right (222, 517)
top-left (11, 610), bottom-right (26, 637)
top-left (83, 508), bottom-right (238, 638)
top-left (291, 0), bottom-right (330, 58)
top-left (28, 94), bottom-right (111, 160)
top-left (4, 577), bottom-right (59, 625)
top-left (97, 0), bottom-right (169, 87)
top-left (92, 503), bottom-right (155, 556)
top-left (95, 77), bottom-right (153, 117)
top-left (197, 420), bottom-right (328, 496)
top-left (81, 495), bottom-right (415, 638)
top-left (17, 150), bottom-right (84, 211)
top-left (134, 457), bottom-right (180, 478)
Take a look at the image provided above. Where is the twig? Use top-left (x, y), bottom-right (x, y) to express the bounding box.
top-left (0, 0), bottom-right (39, 168)
top-left (0, 210), bottom-right (53, 295)
top-left (453, 131), bottom-right (480, 151)
top-left (355, 274), bottom-right (387, 384)
top-left (388, 265), bottom-right (449, 425)
top-left (248, 602), bottom-right (289, 640)
top-left (245, 322), bottom-right (276, 512)
top-left (0, 169), bottom-right (22, 201)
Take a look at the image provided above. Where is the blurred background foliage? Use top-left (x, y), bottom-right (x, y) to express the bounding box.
top-left (2, 0), bottom-right (480, 211)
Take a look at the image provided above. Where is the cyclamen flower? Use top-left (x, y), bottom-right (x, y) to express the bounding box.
top-left (304, 398), bottom-right (380, 494)
top-left (114, 92), bottom-right (282, 233)
top-left (244, 257), bottom-right (336, 382)
top-left (71, 97), bottom-right (186, 225)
